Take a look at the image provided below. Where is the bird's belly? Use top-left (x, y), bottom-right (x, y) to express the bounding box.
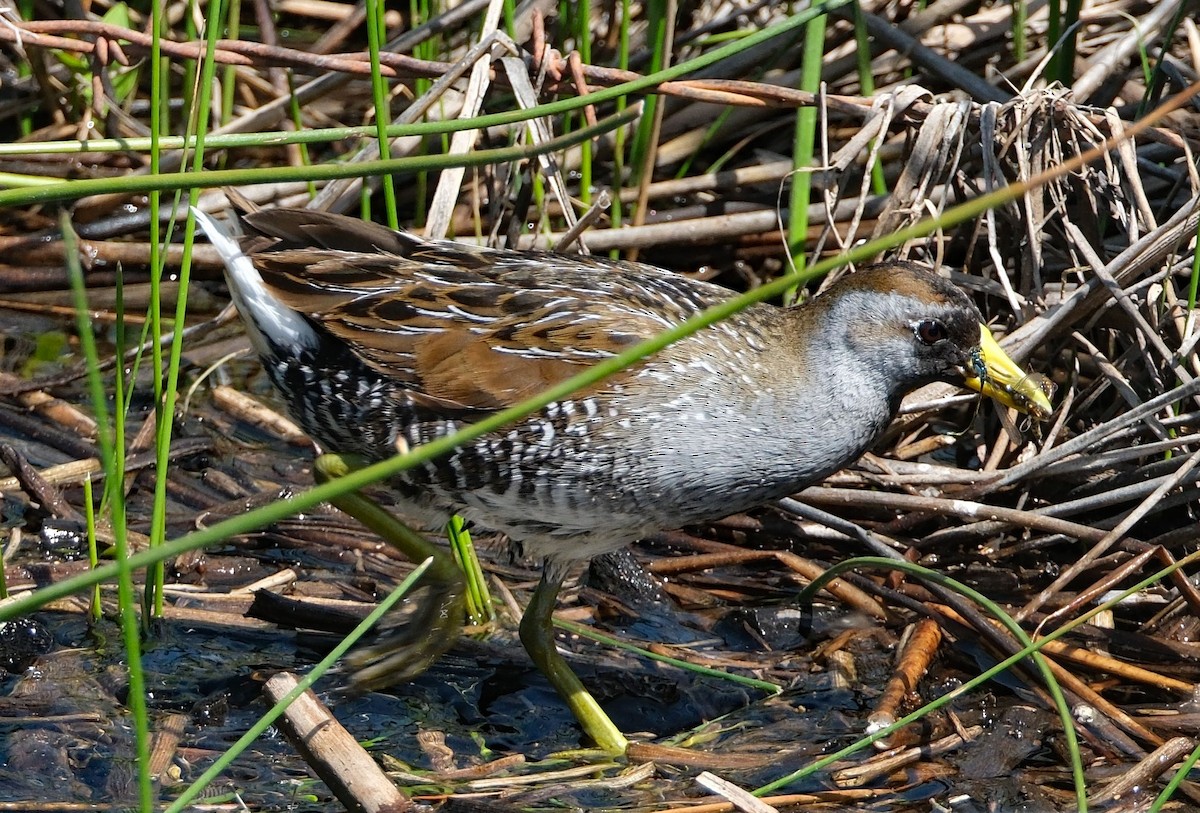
top-left (267, 352), bottom-right (887, 557)
top-left (398, 429), bottom-right (672, 555)
top-left (396, 404), bottom-right (843, 554)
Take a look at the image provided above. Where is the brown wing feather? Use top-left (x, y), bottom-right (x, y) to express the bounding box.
top-left (241, 210), bottom-right (735, 410)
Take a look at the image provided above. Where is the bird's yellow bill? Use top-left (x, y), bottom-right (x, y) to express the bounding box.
top-left (963, 324), bottom-right (1053, 419)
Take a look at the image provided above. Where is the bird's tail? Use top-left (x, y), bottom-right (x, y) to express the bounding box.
top-left (191, 205), bottom-right (318, 357)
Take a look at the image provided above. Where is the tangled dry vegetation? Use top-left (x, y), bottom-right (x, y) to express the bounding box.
top-left (1, 0), bottom-right (1200, 811)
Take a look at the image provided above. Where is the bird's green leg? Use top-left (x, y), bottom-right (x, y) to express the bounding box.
top-left (520, 562), bottom-right (629, 755)
top-left (314, 453), bottom-right (466, 687)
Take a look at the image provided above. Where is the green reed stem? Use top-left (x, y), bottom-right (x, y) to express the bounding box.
top-left (851, 2), bottom-right (886, 196)
top-left (555, 619), bottom-right (780, 694)
top-left (785, 8), bottom-right (827, 305)
top-left (366, 0), bottom-right (399, 227)
top-left (1151, 741), bottom-right (1200, 812)
top-left (82, 475), bottom-right (99, 619)
top-left (0, 104), bottom-right (639, 207)
top-left (447, 516), bottom-right (493, 625)
top-left (1055, 0), bottom-right (1083, 85)
top-left (64, 209), bottom-right (153, 812)
top-left (1011, 0), bottom-right (1026, 63)
top-left (1190, 220), bottom-right (1200, 313)
top-left (220, 0), bottom-right (241, 129)
top-left (144, 0), bottom-right (168, 621)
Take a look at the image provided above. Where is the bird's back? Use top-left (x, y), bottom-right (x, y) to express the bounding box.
top-left (200, 208), bottom-right (822, 557)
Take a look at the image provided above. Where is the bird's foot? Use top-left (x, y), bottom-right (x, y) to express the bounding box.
top-left (521, 564), bottom-right (630, 757)
top-left (344, 580), bottom-right (466, 689)
top-left (314, 453), bottom-right (466, 689)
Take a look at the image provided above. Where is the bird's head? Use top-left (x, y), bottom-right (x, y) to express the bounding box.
top-left (810, 262), bottom-right (1052, 419)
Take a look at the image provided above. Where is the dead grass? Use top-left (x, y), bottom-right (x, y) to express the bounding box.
top-left (1, 0), bottom-right (1200, 811)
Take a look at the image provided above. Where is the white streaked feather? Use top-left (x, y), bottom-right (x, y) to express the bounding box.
top-left (191, 207), bottom-right (317, 354)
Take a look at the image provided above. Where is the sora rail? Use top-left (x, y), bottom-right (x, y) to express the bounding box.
top-left (195, 206), bottom-right (1051, 754)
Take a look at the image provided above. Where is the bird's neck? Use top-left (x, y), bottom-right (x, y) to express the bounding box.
top-left (750, 305), bottom-right (901, 488)
top-left (768, 363), bottom-right (896, 487)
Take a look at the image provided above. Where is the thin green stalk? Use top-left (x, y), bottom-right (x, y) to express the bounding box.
top-left (575, 0), bottom-right (593, 204)
top-left (83, 475), bottom-right (100, 619)
top-left (1190, 220), bottom-right (1200, 312)
top-left (112, 264), bottom-right (152, 624)
top-left (772, 558), bottom-right (1082, 807)
top-left (0, 105), bottom-right (641, 207)
top-left (164, 558), bottom-right (434, 813)
top-left (555, 618), bottom-right (780, 694)
top-left (676, 108), bottom-right (734, 178)
top-left (1139, 1), bottom-right (1189, 117)
top-left (143, 0), bottom-right (227, 628)
top-left (1047, 0), bottom-right (1061, 80)
top-left (693, 29), bottom-right (755, 45)
top-left (0, 120), bottom-right (566, 156)
top-left (1152, 741), bottom-right (1200, 811)
top-left (502, 0), bottom-right (514, 36)
top-left (1011, 0), bottom-right (1026, 63)
top-left (1169, 217), bottom-right (1200, 463)
top-left (785, 9), bottom-right (827, 304)
top-left (285, 71), bottom-right (317, 199)
top-left (1055, 0), bottom-right (1083, 85)
top-left (446, 516), bottom-right (493, 625)
top-left (1122, 12), bottom-right (1153, 91)
top-left (181, 0), bottom-right (199, 129)
top-left (145, 0), bottom-right (167, 619)
top-left (220, 0), bottom-right (241, 129)
top-left (608, 0), bottom-right (632, 258)
top-left (111, 260), bottom-right (128, 571)
top-left (625, 0), bottom-right (676, 264)
top-left (0, 172), bottom-right (61, 186)
top-left (409, 0), bottom-right (436, 227)
top-left (627, 0), bottom-right (668, 199)
top-left (533, 171), bottom-right (545, 235)
top-left (63, 210), bottom-right (153, 813)
top-left (15, 0), bottom-right (32, 136)
top-left (851, 1), bottom-right (886, 196)
top-left (365, 0), bottom-right (399, 227)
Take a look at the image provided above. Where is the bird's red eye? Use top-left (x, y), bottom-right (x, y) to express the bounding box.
top-left (916, 319), bottom-right (948, 345)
